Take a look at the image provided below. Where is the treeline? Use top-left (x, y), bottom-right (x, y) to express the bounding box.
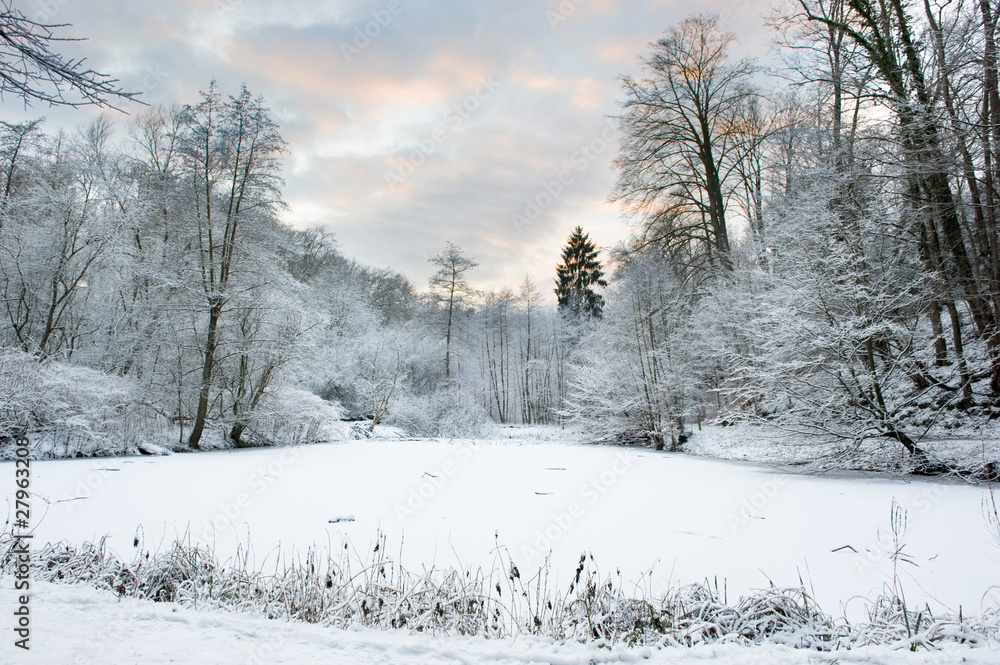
top-left (0, 91), bottom-right (576, 454)
top-left (5, 0), bottom-right (1000, 469)
top-left (566, 1), bottom-right (1000, 468)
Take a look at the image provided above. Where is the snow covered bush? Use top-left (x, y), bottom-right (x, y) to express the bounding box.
top-left (3, 529), bottom-right (996, 649)
top-left (386, 386), bottom-right (496, 438)
top-left (237, 387), bottom-right (348, 446)
top-left (0, 347), bottom-right (42, 442)
top-left (558, 555), bottom-right (839, 647)
top-left (0, 347), bottom-right (167, 458)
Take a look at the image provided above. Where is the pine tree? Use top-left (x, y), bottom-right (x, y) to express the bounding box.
top-left (554, 226), bottom-right (607, 319)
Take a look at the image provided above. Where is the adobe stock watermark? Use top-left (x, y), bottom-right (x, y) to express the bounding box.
top-left (246, 633), bottom-right (286, 665)
top-left (510, 117), bottom-right (616, 233)
top-left (384, 76), bottom-right (501, 191)
top-left (271, 106), bottom-right (296, 128)
top-left (718, 0), bottom-right (752, 28)
top-left (341, 0), bottom-right (409, 62)
top-left (393, 442), bottom-right (474, 524)
top-left (31, 0), bottom-right (71, 23)
top-left (61, 466), bottom-right (116, 515)
top-left (213, 0), bottom-right (245, 23)
top-left (519, 451), bottom-right (635, 568)
top-left (546, 0), bottom-right (588, 30)
top-left (725, 474), bottom-right (791, 533)
top-left (852, 487), bottom-right (949, 575)
top-left (136, 65), bottom-right (169, 96)
top-left (199, 447), bottom-right (302, 540)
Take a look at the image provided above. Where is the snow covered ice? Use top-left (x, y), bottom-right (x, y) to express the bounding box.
top-left (2, 436), bottom-right (998, 662)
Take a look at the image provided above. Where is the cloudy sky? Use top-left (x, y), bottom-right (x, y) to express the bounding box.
top-left (1, 0), bottom-right (771, 296)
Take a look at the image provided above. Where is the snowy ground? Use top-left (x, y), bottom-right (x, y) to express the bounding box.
top-left (1, 435), bottom-right (998, 661)
top-left (1, 580), bottom-right (997, 665)
top-left (5, 437), bottom-right (998, 611)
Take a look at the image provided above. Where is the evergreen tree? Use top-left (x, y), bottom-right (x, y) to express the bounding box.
top-left (554, 227), bottom-right (607, 319)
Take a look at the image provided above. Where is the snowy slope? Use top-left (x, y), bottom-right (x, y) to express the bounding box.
top-left (2, 580), bottom-right (997, 665)
top-left (5, 439), bottom-right (997, 620)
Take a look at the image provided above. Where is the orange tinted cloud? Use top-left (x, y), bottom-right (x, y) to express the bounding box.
top-left (597, 35), bottom-right (646, 64)
top-left (511, 68), bottom-right (612, 110)
top-left (226, 36), bottom-right (499, 120)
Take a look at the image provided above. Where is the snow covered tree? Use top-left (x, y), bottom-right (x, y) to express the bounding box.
top-left (0, 118), bottom-right (127, 358)
top-left (565, 252), bottom-right (702, 448)
top-left (175, 83), bottom-right (287, 448)
top-left (0, 118), bottom-right (42, 208)
top-left (516, 276), bottom-right (561, 424)
top-left (221, 272), bottom-right (304, 447)
top-left (478, 287), bottom-right (516, 423)
top-left (355, 328), bottom-right (406, 432)
top-left (554, 226), bottom-right (607, 320)
top-left (721, 164), bottom-right (952, 468)
top-left (428, 242), bottom-right (477, 381)
top-left (793, 0), bottom-right (1000, 392)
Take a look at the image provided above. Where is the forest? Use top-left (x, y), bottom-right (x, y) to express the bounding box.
top-left (2, 0), bottom-right (1000, 478)
top-left (3, 2), bottom-right (1000, 659)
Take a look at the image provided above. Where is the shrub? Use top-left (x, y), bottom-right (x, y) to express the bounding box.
top-left (239, 387), bottom-right (348, 446)
top-left (2, 530), bottom-right (996, 650)
top-left (386, 387), bottom-right (497, 438)
top-left (0, 347), bottom-right (166, 458)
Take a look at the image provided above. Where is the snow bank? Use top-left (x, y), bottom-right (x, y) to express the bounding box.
top-left (1, 580), bottom-right (996, 665)
top-left (685, 424), bottom-right (1000, 476)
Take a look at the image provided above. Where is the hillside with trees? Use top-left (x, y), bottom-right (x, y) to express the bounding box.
top-left (2, 2), bottom-right (1000, 479)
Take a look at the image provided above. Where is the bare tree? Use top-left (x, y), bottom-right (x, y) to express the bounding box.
top-left (0, 1), bottom-right (138, 110)
top-left (428, 242), bottom-right (477, 381)
top-left (614, 14), bottom-right (758, 276)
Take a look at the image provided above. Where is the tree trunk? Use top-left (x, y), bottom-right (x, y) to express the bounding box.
top-left (946, 300), bottom-right (974, 404)
top-left (189, 302), bottom-right (222, 448)
top-left (929, 300), bottom-right (948, 366)
top-left (229, 421), bottom-right (248, 448)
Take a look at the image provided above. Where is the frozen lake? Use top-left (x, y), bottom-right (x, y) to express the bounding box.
top-left (5, 438), bottom-right (998, 618)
